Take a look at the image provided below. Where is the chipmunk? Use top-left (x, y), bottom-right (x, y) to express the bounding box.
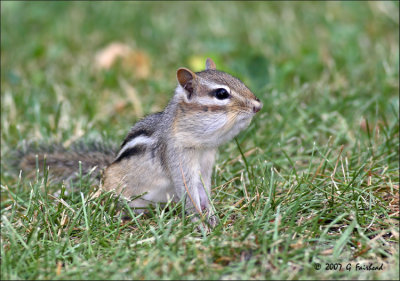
top-left (18, 58), bottom-right (262, 227)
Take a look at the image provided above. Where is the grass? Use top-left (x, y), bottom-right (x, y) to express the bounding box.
top-left (1, 1), bottom-right (399, 280)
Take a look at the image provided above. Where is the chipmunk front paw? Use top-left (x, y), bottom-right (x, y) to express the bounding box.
top-left (207, 213), bottom-right (219, 228)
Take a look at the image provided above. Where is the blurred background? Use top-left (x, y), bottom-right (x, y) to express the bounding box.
top-left (1, 1), bottom-right (399, 156)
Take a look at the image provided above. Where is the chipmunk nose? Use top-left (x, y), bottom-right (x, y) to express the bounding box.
top-left (252, 98), bottom-right (263, 113)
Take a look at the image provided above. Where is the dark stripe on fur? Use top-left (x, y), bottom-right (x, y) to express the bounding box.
top-left (114, 145), bottom-right (146, 163)
top-left (179, 101), bottom-right (227, 112)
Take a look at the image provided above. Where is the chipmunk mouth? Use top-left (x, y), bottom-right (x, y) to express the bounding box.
top-left (238, 115), bottom-right (253, 126)
top-left (238, 110), bottom-right (256, 119)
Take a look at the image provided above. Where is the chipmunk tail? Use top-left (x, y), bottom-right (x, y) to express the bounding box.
top-left (7, 140), bottom-right (117, 185)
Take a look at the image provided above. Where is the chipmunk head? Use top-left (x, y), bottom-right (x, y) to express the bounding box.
top-left (173, 58), bottom-right (263, 147)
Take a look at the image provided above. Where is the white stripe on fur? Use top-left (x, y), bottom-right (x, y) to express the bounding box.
top-left (117, 136), bottom-right (153, 158)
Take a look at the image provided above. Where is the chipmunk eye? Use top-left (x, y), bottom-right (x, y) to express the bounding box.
top-left (214, 88), bottom-right (230, 100)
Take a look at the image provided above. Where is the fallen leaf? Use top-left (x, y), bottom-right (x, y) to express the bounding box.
top-left (95, 42), bottom-right (151, 79)
top-left (189, 55), bottom-right (207, 71)
top-left (320, 248), bottom-right (333, 255)
top-left (56, 261), bottom-right (63, 276)
top-left (290, 240), bottom-right (304, 249)
top-left (123, 50), bottom-right (150, 79)
top-left (95, 42), bottom-right (131, 70)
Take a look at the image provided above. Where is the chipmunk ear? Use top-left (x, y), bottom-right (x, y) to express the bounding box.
top-left (205, 58), bottom-right (216, 70)
top-left (177, 68), bottom-right (197, 98)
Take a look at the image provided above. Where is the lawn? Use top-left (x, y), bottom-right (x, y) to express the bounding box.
top-left (1, 1), bottom-right (399, 280)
